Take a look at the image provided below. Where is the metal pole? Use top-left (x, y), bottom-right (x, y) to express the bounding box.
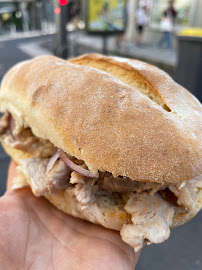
top-left (53, 0), bottom-right (69, 59)
top-left (126, 0), bottom-right (137, 42)
top-left (60, 4), bottom-right (68, 58)
top-left (102, 35), bottom-right (108, 55)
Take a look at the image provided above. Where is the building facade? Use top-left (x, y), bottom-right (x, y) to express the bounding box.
top-left (0, 0), bottom-right (54, 33)
top-left (126, 0), bottom-right (202, 44)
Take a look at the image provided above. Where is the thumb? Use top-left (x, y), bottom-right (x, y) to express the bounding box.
top-left (7, 160), bottom-right (18, 191)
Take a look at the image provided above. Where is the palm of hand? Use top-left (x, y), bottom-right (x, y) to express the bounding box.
top-left (0, 163), bottom-right (138, 270)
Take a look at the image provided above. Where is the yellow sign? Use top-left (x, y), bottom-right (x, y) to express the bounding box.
top-left (88, 0), bottom-right (125, 32)
top-left (178, 28), bottom-right (202, 38)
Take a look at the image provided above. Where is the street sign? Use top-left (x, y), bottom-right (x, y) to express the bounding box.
top-left (53, 0), bottom-right (68, 58)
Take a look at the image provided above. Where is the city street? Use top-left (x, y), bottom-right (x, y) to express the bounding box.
top-left (0, 34), bottom-right (202, 270)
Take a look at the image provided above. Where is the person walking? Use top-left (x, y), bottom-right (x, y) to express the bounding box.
top-left (135, 4), bottom-right (148, 46)
top-left (166, 0), bottom-right (177, 24)
top-left (157, 11), bottom-right (173, 50)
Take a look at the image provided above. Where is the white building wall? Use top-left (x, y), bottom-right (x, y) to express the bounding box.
top-left (189, 0), bottom-right (202, 27)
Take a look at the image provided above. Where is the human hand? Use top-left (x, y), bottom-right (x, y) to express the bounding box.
top-left (0, 161), bottom-right (140, 270)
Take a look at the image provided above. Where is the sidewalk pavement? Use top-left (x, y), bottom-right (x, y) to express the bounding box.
top-left (73, 32), bottom-right (177, 71)
top-left (0, 30), bottom-right (55, 42)
top-left (0, 31), bottom-right (177, 72)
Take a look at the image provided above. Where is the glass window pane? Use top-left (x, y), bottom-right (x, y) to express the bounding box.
top-left (149, 0), bottom-right (192, 26)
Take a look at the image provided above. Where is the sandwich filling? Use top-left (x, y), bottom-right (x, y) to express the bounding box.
top-left (0, 112), bottom-right (201, 252)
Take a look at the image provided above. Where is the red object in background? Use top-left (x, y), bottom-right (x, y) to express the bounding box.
top-left (58, 0), bottom-right (68, 5)
top-left (54, 7), bottom-right (61, 14)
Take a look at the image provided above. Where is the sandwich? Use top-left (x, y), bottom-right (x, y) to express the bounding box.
top-left (0, 54), bottom-right (201, 252)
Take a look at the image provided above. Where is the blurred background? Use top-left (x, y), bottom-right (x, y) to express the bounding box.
top-left (0, 0), bottom-right (202, 269)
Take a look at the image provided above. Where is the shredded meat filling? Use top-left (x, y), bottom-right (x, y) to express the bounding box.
top-left (120, 192), bottom-right (174, 252)
top-left (100, 175), bottom-right (164, 194)
top-left (73, 181), bottom-right (98, 210)
top-left (19, 158), bottom-right (49, 196)
top-left (169, 175), bottom-right (202, 211)
top-left (67, 171), bottom-right (98, 209)
top-left (19, 158), bottom-right (74, 196)
top-left (0, 113), bottom-right (9, 135)
top-left (46, 159), bottom-right (72, 193)
top-left (1, 113), bottom-right (202, 252)
top-left (0, 113), bottom-right (56, 157)
top-left (19, 157), bottom-right (98, 209)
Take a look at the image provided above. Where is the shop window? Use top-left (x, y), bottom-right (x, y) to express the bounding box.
top-left (149, 0), bottom-right (192, 27)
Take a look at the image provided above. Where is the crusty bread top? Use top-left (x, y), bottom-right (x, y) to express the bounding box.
top-left (0, 55), bottom-right (202, 184)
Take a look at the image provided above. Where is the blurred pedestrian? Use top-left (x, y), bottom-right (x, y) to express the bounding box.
top-left (157, 11), bottom-right (173, 50)
top-left (69, 3), bottom-right (80, 30)
top-left (20, 2), bottom-right (29, 32)
top-left (135, 4), bottom-right (148, 46)
top-left (166, 0), bottom-right (177, 24)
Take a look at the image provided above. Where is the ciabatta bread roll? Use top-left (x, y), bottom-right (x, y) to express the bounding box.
top-left (0, 54), bottom-right (201, 252)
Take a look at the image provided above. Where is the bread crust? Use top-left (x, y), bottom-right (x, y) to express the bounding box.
top-left (0, 55), bottom-right (201, 184)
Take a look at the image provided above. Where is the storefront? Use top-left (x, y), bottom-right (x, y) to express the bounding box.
top-left (126, 0), bottom-right (202, 44)
top-left (0, 1), bottom-right (22, 32)
top-left (149, 0), bottom-right (193, 27)
top-left (0, 0), bottom-right (54, 33)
